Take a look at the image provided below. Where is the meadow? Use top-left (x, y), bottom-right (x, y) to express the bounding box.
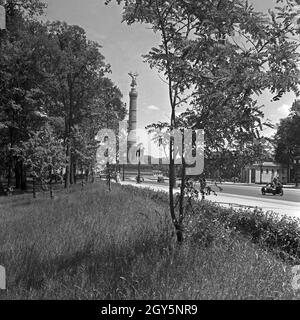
top-left (0, 182), bottom-right (299, 300)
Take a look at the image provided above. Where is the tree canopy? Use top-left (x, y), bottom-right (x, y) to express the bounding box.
top-left (0, 1), bottom-right (126, 193)
top-left (274, 100), bottom-right (300, 182)
top-left (107, 0), bottom-right (300, 242)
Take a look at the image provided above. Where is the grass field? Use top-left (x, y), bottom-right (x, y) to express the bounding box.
top-left (0, 182), bottom-right (299, 300)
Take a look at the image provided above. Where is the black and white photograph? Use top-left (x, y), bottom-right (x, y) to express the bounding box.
top-left (0, 0), bottom-right (300, 305)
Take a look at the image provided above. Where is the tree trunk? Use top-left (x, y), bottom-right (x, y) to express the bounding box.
top-left (107, 162), bottom-right (111, 192)
top-left (64, 78), bottom-right (74, 189)
top-left (60, 169), bottom-right (64, 184)
top-left (177, 130), bottom-right (186, 244)
top-left (73, 162), bottom-right (77, 184)
top-left (175, 223), bottom-right (184, 243)
top-left (20, 162), bottom-right (27, 191)
top-left (296, 162), bottom-right (300, 187)
top-left (7, 166), bottom-right (12, 189)
top-left (0, 178), bottom-right (5, 195)
top-left (49, 180), bottom-right (53, 199)
top-left (33, 176), bottom-right (36, 199)
top-left (15, 161), bottom-right (21, 189)
top-left (169, 107), bottom-right (182, 243)
top-left (70, 157), bottom-right (74, 185)
top-left (169, 136), bottom-right (176, 222)
top-left (178, 130), bottom-right (186, 235)
top-left (7, 161), bottom-right (12, 188)
top-left (91, 168), bottom-right (95, 183)
top-left (65, 142), bottom-right (71, 189)
top-left (85, 169), bottom-right (89, 182)
top-left (7, 128), bottom-right (14, 188)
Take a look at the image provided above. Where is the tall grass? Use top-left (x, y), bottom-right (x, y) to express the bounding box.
top-left (0, 183), bottom-right (298, 299)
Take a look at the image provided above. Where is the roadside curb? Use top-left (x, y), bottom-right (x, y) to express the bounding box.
top-left (120, 181), bottom-right (300, 217)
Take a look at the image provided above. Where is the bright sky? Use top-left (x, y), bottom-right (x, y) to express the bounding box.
top-left (44, 0), bottom-right (298, 137)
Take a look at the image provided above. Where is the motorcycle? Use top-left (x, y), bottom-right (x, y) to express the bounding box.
top-left (261, 183), bottom-right (284, 196)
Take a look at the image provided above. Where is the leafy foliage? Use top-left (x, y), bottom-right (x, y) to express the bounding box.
top-left (123, 184), bottom-right (300, 264)
top-left (108, 0), bottom-right (300, 242)
top-left (20, 124), bottom-right (66, 182)
top-left (0, 3), bottom-right (126, 190)
top-left (274, 100), bottom-right (300, 165)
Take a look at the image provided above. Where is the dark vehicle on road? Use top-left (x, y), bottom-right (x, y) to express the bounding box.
top-left (261, 183), bottom-right (284, 196)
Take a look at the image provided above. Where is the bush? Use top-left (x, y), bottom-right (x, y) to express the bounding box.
top-left (192, 201), bottom-right (300, 263)
top-left (121, 185), bottom-right (300, 263)
top-left (121, 184), bottom-right (300, 263)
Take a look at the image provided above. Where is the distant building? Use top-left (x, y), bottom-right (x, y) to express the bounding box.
top-left (241, 162), bottom-right (289, 184)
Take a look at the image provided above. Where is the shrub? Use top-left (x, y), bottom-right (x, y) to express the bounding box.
top-left (121, 184), bottom-right (300, 263)
top-left (192, 201), bottom-right (300, 263)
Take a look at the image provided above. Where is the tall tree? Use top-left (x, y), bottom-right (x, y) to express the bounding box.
top-left (20, 123), bottom-right (66, 198)
top-left (73, 78), bottom-right (126, 183)
top-left (274, 100), bottom-right (300, 185)
top-left (41, 21), bottom-right (111, 188)
top-left (1, 2), bottom-right (125, 193)
top-left (107, 0), bottom-right (300, 242)
top-left (0, 1), bottom-right (49, 189)
top-left (205, 138), bottom-right (274, 181)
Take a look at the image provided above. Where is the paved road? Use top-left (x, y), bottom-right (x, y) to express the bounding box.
top-left (121, 180), bottom-right (300, 217)
top-left (206, 183), bottom-right (300, 203)
top-left (139, 180), bottom-right (300, 203)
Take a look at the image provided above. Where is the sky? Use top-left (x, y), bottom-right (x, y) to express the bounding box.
top-left (44, 0), bottom-right (298, 137)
